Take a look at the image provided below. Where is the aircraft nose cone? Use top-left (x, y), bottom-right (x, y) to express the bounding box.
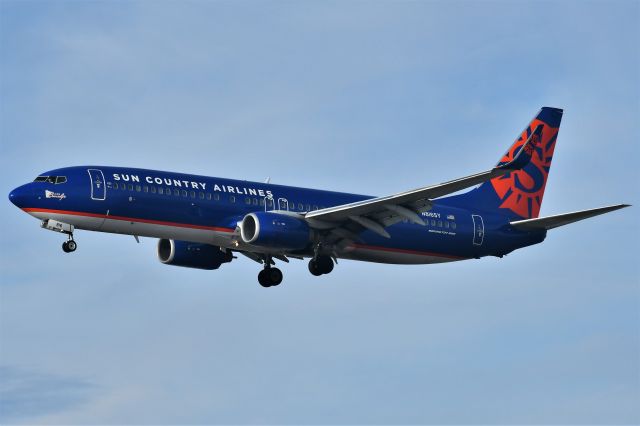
top-left (8, 184), bottom-right (30, 208)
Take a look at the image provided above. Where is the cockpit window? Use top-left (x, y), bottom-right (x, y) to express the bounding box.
top-left (34, 175), bottom-right (67, 184)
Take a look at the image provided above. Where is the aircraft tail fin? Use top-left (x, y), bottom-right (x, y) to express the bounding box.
top-left (464, 107), bottom-right (564, 220)
top-left (510, 204), bottom-right (630, 230)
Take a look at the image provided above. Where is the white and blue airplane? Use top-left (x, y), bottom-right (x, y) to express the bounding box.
top-left (8, 108), bottom-right (629, 287)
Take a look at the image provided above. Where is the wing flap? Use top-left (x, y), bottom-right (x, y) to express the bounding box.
top-left (510, 204), bottom-right (630, 231)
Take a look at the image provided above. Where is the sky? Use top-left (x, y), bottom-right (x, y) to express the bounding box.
top-left (0, 0), bottom-right (639, 424)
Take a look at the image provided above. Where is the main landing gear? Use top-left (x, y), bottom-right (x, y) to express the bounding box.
top-left (255, 251), bottom-right (335, 287)
top-left (257, 256), bottom-right (283, 287)
top-left (258, 266), bottom-right (283, 287)
top-left (308, 255), bottom-right (334, 276)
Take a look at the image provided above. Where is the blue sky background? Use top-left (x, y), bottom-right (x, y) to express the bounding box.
top-left (1, 1), bottom-right (638, 424)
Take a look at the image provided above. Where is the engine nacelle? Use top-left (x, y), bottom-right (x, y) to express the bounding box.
top-left (157, 239), bottom-right (232, 270)
top-left (239, 211), bottom-right (311, 250)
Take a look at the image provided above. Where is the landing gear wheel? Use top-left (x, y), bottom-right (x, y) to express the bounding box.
top-left (308, 256), bottom-right (334, 276)
top-left (62, 241), bottom-right (70, 253)
top-left (267, 268), bottom-right (283, 286)
top-left (308, 259), bottom-right (322, 276)
top-left (66, 240), bottom-right (77, 252)
top-left (318, 256), bottom-right (334, 274)
top-left (258, 267), bottom-right (283, 287)
top-left (258, 270), bottom-right (271, 287)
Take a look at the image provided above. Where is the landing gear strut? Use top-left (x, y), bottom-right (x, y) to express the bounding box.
top-left (308, 255), bottom-right (334, 276)
top-left (257, 256), bottom-right (283, 287)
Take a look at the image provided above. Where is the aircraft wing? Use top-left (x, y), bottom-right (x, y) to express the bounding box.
top-left (509, 204), bottom-right (630, 231)
top-left (304, 128), bottom-right (537, 238)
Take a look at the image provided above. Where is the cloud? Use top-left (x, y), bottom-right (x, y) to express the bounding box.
top-left (0, 366), bottom-right (97, 423)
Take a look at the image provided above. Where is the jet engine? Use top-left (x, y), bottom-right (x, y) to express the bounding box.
top-left (239, 211), bottom-right (311, 250)
top-left (157, 239), bottom-right (233, 270)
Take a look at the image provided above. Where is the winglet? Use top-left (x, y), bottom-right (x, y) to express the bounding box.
top-left (496, 123), bottom-right (543, 171)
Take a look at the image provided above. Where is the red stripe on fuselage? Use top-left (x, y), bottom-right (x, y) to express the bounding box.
top-left (22, 208), bottom-right (235, 233)
top-left (24, 208), bottom-right (465, 260)
top-left (350, 243), bottom-right (465, 260)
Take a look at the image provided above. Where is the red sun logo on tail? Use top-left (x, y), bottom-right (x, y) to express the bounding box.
top-left (490, 119), bottom-right (558, 219)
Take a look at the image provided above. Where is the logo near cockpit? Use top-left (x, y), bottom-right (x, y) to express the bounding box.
top-left (45, 190), bottom-right (66, 200)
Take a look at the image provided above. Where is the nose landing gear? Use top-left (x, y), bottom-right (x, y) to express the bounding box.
top-left (40, 219), bottom-right (78, 253)
top-left (62, 236), bottom-right (77, 253)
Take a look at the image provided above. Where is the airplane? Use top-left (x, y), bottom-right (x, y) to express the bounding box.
top-left (8, 107), bottom-right (630, 287)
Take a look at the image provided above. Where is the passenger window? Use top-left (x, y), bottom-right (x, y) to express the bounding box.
top-left (214, 193), bottom-right (220, 201)
top-left (181, 190), bottom-right (187, 197)
top-left (121, 183), bottom-right (126, 191)
top-left (444, 221), bottom-right (449, 228)
top-left (114, 182), bottom-right (119, 189)
top-left (229, 196), bottom-right (235, 203)
top-left (55, 176), bottom-right (67, 184)
top-left (174, 189), bottom-right (180, 196)
top-left (199, 192), bottom-right (204, 199)
top-left (206, 193), bottom-right (211, 200)
top-left (245, 197), bottom-right (251, 205)
top-left (438, 220), bottom-right (442, 227)
top-left (136, 185), bottom-right (141, 192)
top-left (128, 184), bottom-right (133, 191)
top-left (259, 199), bottom-right (265, 206)
top-left (298, 203), bottom-right (304, 211)
top-left (306, 204), bottom-right (311, 211)
top-left (151, 186), bottom-right (157, 194)
top-left (431, 219), bottom-right (436, 226)
top-left (313, 205), bottom-right (318, 211)
top-left (143, 185), bottom-right (148, 193)
top-left (253, 198), bottom-right (259, 206)
top-left (190, 191), bottom-right (195, 198)
top-left (451, 222), bottom-right (457, 230)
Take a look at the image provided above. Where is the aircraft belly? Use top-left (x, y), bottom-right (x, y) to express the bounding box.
top-left (339, 247), bottom-right (459, 265)
top-left (28, 211), bottom-right (233, 246)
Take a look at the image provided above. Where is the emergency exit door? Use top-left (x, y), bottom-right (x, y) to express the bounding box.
top-left (472, 214), bottom-right (484, 246)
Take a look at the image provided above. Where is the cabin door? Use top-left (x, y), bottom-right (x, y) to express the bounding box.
top-left (87, 169), bottom-right (106, 201)
top-left (472, 214), bottom-right (484, 246)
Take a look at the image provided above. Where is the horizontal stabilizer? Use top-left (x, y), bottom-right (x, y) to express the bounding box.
top-left (510, 204), bottom-right (630, 231)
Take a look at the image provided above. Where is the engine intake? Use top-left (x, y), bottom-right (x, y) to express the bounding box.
top-left (239, 211), bottom-right (311, 250)
top-left (157, 239), bottom-right (232, 270)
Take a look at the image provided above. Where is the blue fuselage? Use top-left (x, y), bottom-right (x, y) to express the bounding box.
top-left (9, 166), bottom-right (546, 264)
